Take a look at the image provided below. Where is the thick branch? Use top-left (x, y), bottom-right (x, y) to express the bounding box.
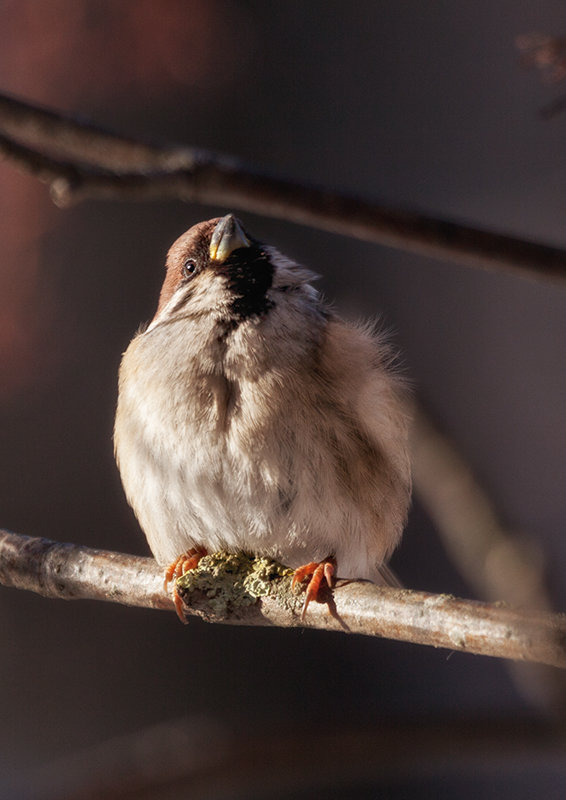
top-left (1, 92), bottom-right (566, 284)
top-left (1, 530), bottom-right (565, 669)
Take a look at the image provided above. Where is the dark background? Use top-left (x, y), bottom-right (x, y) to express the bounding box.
top-left (0, 2), bottom-right (565, 797)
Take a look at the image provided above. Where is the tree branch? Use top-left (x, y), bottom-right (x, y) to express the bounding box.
top-left (0, 529), bottom-right (171, 611)
top-left (410, 402), bottom-right (566, 709)
top-left (410, 403), bottom-right (551, 612)
top-left (1, 92), bottom-right (564, 688)
top-left (1, 529), bottom-right (565, 669)
top-left (1, 92), bottom-right (566, 284)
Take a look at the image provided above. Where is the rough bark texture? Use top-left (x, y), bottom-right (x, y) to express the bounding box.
top-left (1, 530), bottom-right (565, 669)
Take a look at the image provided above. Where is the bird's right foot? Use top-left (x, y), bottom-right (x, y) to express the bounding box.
top-left (164, 548), bottom-right (207, 622)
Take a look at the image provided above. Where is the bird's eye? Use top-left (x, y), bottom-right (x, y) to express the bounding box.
top-left (182, 258), bottom-right (197, 279)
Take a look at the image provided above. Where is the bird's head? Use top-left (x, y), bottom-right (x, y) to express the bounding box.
top-left (150, 214), bottom-right (319, 331)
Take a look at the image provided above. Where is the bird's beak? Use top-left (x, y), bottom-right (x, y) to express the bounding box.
top-left (209, 214), bottom-right (250, 263)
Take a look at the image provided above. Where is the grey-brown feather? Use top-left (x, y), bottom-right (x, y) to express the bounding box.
top-left (114, 222), bottom-right (411, 583)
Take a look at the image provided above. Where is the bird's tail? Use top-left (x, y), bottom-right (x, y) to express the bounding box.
top-left (376, 562), bottom-right (404, 588)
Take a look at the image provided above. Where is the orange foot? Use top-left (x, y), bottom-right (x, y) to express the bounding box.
top-left (164, 548), bottom-right (207, 623)
top-left (292, 558), bottom-right (335, 620)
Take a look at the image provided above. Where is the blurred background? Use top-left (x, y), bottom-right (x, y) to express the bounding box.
top-left (1, 1), bottom-right (566, 797)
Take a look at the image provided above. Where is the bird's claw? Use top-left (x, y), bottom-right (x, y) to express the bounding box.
top-left (292, 559), bottom-right (335, 620)
top-left (164, 548), bottom-right (207, 623)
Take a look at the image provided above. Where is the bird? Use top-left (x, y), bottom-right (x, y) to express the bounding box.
top-left (114, 214), bottom-right (411, 620)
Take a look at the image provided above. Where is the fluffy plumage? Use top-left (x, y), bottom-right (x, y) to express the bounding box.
top-left (115, 215), bottom-right (411, 583)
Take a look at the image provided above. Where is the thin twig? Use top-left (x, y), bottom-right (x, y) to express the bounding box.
top-left (1, 92), bottom-right (566, 283)
top-left (410, 404), bottom-right (549, 611)
top-left (410, 402), bottom-right (566, 710)
top-left (0, 529), bottom-right (565, 669)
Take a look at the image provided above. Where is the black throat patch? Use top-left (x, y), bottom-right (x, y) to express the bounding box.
top-left (225, 247), bottom-right (275, 320)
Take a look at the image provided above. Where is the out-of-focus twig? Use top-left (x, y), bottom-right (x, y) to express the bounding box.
top-left (2, 92), bottom-right (566, 284)
top-left (516, 33), bottom-right (566, 84)
top-left (0, 529), bottom-right (565, 669)
top-left (0, 92), bottom-right (190, 169)
top-left (410, 402), bottom-right (566, 710)
top-left (410, 404), bottom-right (548, 610)
top-left (28, 717), bottom-right (566, 800)
top-left (516, 32), bottom-right (566, 119)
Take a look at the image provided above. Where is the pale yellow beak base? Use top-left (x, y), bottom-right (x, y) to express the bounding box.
top-left (209, 214), bottom-right (250, 263)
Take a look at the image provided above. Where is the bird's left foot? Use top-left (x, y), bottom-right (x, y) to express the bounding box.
top-left (164, 548), bottom-right (207, 623)
top-left (292, 558), bottom-right (335, 620)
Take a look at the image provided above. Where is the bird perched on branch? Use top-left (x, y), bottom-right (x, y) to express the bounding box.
top-left (115, 214), bottom-right (411, 620)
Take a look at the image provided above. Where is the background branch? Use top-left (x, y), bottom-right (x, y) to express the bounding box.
top-left (411, 402), bottom-right (566, 709)
top-left (1, 529), bottom-right (565, 669)
top-left (410, 404), bottom-right (550, 611)
top-left (29, 716), bottom-right (566, 800)
top-left (2, 92), bottom-right (566, 284)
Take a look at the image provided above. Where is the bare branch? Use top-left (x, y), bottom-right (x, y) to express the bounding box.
top-left (410, 404), bottom-right (550, 612)
top-left (0, 529), bottom-right (172, 611)
top-left (516, 33), bottom-right (566, 119)
top-left (0, 92), bottom-right (190, 169)
top-left (410, 402), bottom-right (566, 709)
top-left (1, 529), bottom-right (565, 669)
top-left (1, 92), bottom-right (566, 284)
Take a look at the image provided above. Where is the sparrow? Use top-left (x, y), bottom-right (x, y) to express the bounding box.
top-left (114, 214), bottom-right (411, 619)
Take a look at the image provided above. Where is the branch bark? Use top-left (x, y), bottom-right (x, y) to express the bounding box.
top-left (2, 92), bottom-right (566, 284)
top-left (1, 529), bottom-right (565, 669)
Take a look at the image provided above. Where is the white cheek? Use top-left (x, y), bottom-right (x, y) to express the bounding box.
top-left (148, 273), bottom-right (230, 332)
